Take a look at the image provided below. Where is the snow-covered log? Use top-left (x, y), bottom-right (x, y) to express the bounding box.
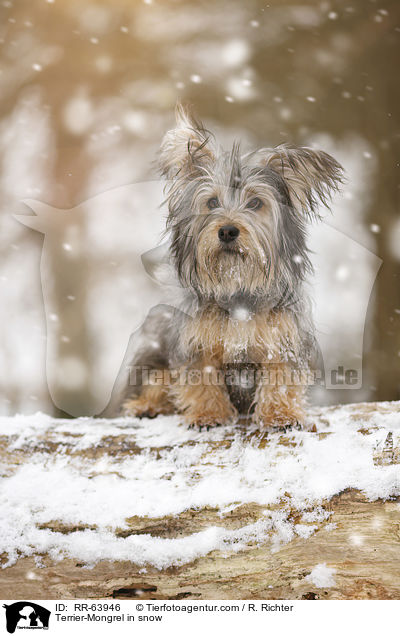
top-left (0, 401), bottom-right (399, 600)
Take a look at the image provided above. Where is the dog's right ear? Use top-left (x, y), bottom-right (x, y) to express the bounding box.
top-left (159, 103), bottom-right (215, 179)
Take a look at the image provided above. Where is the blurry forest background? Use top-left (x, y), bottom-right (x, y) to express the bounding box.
top-left (0, 0), bottom-right (399, 416)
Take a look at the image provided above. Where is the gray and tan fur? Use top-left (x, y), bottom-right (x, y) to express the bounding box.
top-left (121, 104), bottom-right (343, 428)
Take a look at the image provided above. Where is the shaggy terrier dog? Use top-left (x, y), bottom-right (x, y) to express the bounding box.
top-left (121, 105), bottom-right (343, 429)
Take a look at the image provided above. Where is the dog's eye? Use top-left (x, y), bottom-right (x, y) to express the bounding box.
top-left (247, 197), bottom-right (263, 211)
top-left (207, 197), bottom-right (220, 210)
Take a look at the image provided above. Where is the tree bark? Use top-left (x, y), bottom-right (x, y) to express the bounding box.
top-left (0, 401), bottom-right (399, 600)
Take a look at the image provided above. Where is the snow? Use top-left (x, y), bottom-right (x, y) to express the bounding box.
top-left (305, 563), bottom-right (336, 588)
top-left (221, 39), bottom-right (250, 68)
top-left (0, 403), bottom-right (399, 570)
top-left (230, 305), bottom-right (251, 322)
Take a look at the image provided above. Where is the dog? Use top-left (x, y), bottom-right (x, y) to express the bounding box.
top-left (120, 104), bottom-right (343, 429)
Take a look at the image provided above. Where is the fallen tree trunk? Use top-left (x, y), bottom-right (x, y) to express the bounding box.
top-left (0, 401), bottom-right (399, 600)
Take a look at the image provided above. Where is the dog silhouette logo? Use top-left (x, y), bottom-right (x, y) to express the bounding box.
top-left (16, 179), bottom-right (381, 417)
top-left (2, 602), bottom-right (50, 633)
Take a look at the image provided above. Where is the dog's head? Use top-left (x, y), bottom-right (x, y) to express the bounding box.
top-left (160, 104), bottom-right (343, 306)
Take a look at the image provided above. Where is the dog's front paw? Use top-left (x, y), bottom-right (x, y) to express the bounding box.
top-left (122, 397), bottom-right (174, 419)
top-left (188, 419), bottom-right (223, 432)
top-left (185, 409), bottom-right (238, 431)
top-left (123, 399), bottom-right (158, 418)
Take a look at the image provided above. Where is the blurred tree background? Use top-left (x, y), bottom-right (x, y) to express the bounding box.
top-left (0, 0), bottom-right (399, 416)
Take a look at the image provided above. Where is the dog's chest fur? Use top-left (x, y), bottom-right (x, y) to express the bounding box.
top-left (181, 303), bottom-right (299, 366)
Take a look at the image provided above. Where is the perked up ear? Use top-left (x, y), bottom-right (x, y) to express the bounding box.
top-left (262, 144), bottom-right (344, 218)
top-left (159, 102), bottom-right (215, 179)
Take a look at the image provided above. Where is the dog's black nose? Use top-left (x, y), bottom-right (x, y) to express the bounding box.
top-left (218, 225), bottom-right (240, 243)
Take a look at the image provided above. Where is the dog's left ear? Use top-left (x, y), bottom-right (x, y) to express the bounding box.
top-left (261, 144), bottom-right (344, 218)
top-left (159, 103), bottom-right (215, 180)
